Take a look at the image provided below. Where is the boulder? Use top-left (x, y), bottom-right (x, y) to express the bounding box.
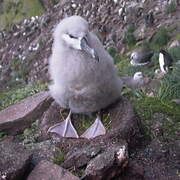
top-left (62, 145), bottom-right (102, 169)
top-left (0, 91), bottom-right (53, 134)
top-left (121, 139), bottom-right (180, 180)
top-left (27, 160), bottom-right (80, 180)
top-left (0, 141), bottom-right (32, 180)
top-left (25, 140), bottom-right (60, 166)
top-left (82, 145), bottom-right (128, 180)
top-left (39, 101), bottom-right (62, 139)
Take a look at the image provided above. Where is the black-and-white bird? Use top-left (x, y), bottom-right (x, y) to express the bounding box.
top-left (159, 49), bottom-right (173, 73)
top-left (144, 11), bottom-right (154, 26)
top-left (130, 49), bottom-right (154, 66)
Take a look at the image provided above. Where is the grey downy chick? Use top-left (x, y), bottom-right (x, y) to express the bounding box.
top-left (48, 16), bottom-right (123, 139)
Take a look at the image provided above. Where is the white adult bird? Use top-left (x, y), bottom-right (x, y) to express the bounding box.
top-left (130, 50), bottom-right (154, 66)
top-left (121, 72), bottom-right (146, 89)
top-left (48, 16), bottom-right (123, 139)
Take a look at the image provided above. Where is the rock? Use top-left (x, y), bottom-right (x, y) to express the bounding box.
top-left (0, 141), bottom-right (32, 180)
top-left (39, 101), bottom-right (62, 139)
top-left (27, 160), bottom-right (80, 180)
top-left (62, 145), bottom-right (102, 169)
top-left (151, 113), bottom-right (170, 138)
top-left (0, 91), bottom-right (53, 134)
top-left (138, 139), bottom-right (179, 179)
top-left (120, 161), bottom-right (145, 180)
top-left (124, 2), bottom-right (144, 23)
top-left (121, 139), bottom-right (179, 180)
top-left (25, 140), bottom-right (59, 166)
top-left (82, 145), bottom-right (128, 180)
top-left (133, 24), bottom-right (146, 40)
top-left (107, 98), bottom-right (140, 144)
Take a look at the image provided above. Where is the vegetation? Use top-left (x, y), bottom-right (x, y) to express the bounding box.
top-left (108, 48), bottom-right (128, 64)
top-left (122, 24), bottom-right (137, 47)
top-left (0, 132), bottom-right (7, 140)
top-left (134, 97), bottom-right (180, 140)
top-left (11, 57), bottom-right (29, 82)
top-left (175, 33), bottom-right (180, 41)
top-left (0, 83), bottom-right (48, 111)
top-left (52, 0), bottom-right (60, 5)
top-left (157, 64), bottom-right (180, 100)
top-left (168, 46), bottom-right (180, 62)
top-left (115, 41), bottom-right (180, 142)
top-left (53, 150), bottom-right (65, 165)
top-left (166, 2), bottom-right (177, 14)
top-left (19, 120), bottom-right (40, 144)
top-left (0, 0), bottom-right (45, 30)
top-left (152, 27), bottom-right (170, 48)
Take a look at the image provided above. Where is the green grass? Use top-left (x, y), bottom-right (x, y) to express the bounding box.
top-left (0, 132), bottom-right (7, 140)
top-left (166, 2), bottom-right (177, 14)
top-left (122, 24), bottom-right (137, 48)
top-left (115, 41), bottom-right (180, 142)
top-left (127, 64), bottom-right (180, 101)
top-left (52, 0), bottom-right (60, 5)
top-left (175, 33), bottom-right (180, 41)
top-left (108, 48), bottom-right (128, 64)
top-left (134, 97), bottom-right (180, 141)
top-left (53, 150), bottom-right (65, 165)
top-left (168, 46), bottom-right (180, 63)
top-left (19, 120), bottom-right (40, 144)
top-left (0, 0), bottom-right (45, 30)
top-left (154, 64), bottom-right (180, 101)
top-left (151, 27), bottom-right (171, 49)
top-left (3, 53), bottom-right (43, 90)
top-left (116, 58), bottom-right (156, 77)
top-left (0, 83), bottom-right (48, 111)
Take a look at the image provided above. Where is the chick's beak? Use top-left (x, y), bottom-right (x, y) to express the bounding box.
top-left (80, 37), bottom-right (99, 61)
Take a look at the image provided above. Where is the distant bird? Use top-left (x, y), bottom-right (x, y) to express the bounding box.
top-left (122, 72), bottom-right (148, 89)
top-left (48, 16), bottom-right (123, 139)
top-left (144, 11), bottom-right (154, 26)
top-left (159, 49), bottom-right (173, 73)
top-left (172, 99), bottom-right (180, 104)
top-left (130, 50), bottom-right (154, 66)
top-left (154, 69), bottom-right (166, 79)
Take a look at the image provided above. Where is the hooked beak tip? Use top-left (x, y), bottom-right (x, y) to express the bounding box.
top-left (92, 49), bottom-right (99, 62)
top-left (80, 37), bottom-right (99, 61)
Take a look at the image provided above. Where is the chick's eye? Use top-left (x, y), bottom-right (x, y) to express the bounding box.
top-left (69, 34), bottom-right (76, 39)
